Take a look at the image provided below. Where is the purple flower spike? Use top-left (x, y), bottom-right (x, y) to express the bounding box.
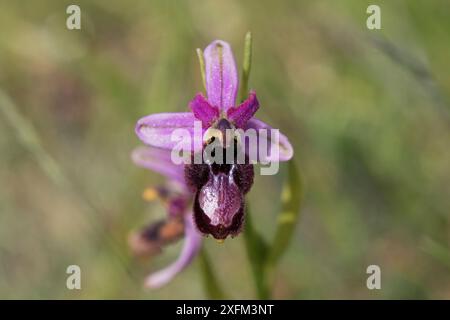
top-left (133, 36), bottom-right (295, 261)
top-left (189, 93), bottom-right (220, 127)
top-left (227, 90), bottom-right (259, 128)
top-left (204, 40), bottom-right (239, 110)
top-left (132, 36), bottom-right (296, 288)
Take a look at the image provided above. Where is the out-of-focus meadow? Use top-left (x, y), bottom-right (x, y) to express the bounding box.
top-left (0, 0), bottom-right (449, 299)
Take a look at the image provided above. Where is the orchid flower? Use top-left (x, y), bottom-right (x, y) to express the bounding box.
top-left (135, 39), bottom-right (293, 241)
top-left (129, 146), bottom-right (202, 288)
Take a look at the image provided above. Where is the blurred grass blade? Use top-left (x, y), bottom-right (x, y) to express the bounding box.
top-left (198, 247), bottom-right (226, 299)
top-left (0, 89), bottom-right (134, 284)
top-left (369, 34), bottom-right (450, 119)
top-left (421, 238), bottom-right (450, 269)
top-left (0, 90), bottom-right (68, 188)
top-left (267, 160), bottom-right (303, 265)
top-left (239, 31), bottom-right (252, 102)
top-left (196, 48), bottom-right (207, 92)
top-left (244, 204), bottom-right (270, 299)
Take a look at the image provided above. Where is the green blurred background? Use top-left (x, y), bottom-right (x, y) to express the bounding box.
top-left (0, 0), bottom-right (449, 299)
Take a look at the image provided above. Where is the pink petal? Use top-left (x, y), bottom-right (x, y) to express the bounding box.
top-left (135, 112), bottom-right (203, 153)
top-left (204, 40), bottom-right (239, 111)
top-left (244, 117), bottom-right (294, 162)
top-left (131, 146), bottom-right (186, 185)
top-left (145, 213), bottom-right (202, 289)
top-left (227, 90), bottom-right (259, 128)
top-left (189, 93), bottom-right (219, 127)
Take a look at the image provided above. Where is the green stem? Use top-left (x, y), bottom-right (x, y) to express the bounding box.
top-left (244, 206), bottom-right (270, 299)
top-left (196, 48), bottom-right (207, 92)
top-left (239, 31), bottom-right (272, 299)
top-left (267, 161), bottom-right (303, 266)
top-left (198, 247), bottom-right (226, 299)
top-left (265, 161), bottom-right (303, 293)
top-left (239, 31), bottom-right (252, 102)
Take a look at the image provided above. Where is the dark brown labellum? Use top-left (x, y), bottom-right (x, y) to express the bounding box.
top-left (185, 138), bottom-right (254, 240)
